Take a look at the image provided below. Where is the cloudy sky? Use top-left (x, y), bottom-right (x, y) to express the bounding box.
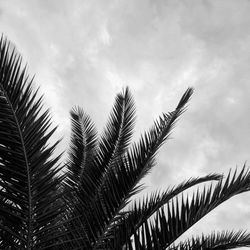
top-left (1, 0), bottom-right (250, 245)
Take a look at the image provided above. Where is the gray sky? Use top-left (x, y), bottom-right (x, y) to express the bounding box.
top-left (1, 0), bottom-right (250, 246)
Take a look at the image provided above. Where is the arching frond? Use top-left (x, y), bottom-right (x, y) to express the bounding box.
top-left (66, 106), bottom-right (97, 188)
top-left (169, 230), bottom-right (250, 249)
top-left (131, 166), bottom-right (250, 249)
top-left (89, 88), bottom-right (193, 248)
top-left (0, 37), bottom-right (63, 249)
top-left (61, 87), bottom-right (136, 248)
top-left (111, 173), bottom-right (222, 247)
top-left (78, 87), bottom-right (136, 204)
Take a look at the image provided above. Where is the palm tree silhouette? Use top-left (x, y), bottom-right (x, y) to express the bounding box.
top-left (1, 36), bottom-right (250, 249)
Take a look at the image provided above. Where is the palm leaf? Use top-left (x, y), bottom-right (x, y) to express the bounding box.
top-left (170, 230), bottom-right (250, 249)
top-left (89, 88), bottom-right (193, 248)
top-left (0, 36), bottom-right (63, 249)
top-left (111, 173), bottom-right (222, 247)
top-left (61, 87), bottom-right (136, 247)
top-left (133, 165), bottom-right (250, 249)
top-left (65, 106), bottom-right (97, 188)
top-left (81, 87), bottom-right (136, 202)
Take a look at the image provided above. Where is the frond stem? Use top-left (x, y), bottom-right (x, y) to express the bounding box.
top-left (0, 83), bottom-right (33, 249)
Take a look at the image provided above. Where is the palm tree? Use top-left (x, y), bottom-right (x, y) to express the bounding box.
top-left (0, 36), bottom-right (250, 250)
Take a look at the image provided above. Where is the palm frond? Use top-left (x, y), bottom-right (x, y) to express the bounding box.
top-left (132, 165), bottom-right (250, 249)
top-left (66, 106), bottom-right (97, 188)
top-left (111, 173), bottom-right (222, 247)
top-left (169, 230), bottom-right (250, 249)
top-left (88, 88), bottom-right (193, 248)
top-left (0, 36), bottom-right (63, 249)
top-left (77, 87), bottom-right (136, 203)
top-left (126, 87), bottom-right (193, 188)
top-left (61, 87), bottom-right (136, 247)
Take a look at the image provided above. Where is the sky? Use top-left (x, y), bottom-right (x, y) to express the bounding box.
top-left (1, 0), bottom-right (250, 246)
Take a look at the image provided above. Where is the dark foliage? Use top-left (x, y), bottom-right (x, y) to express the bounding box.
top-left (0, 36), bottom-right (250, 249)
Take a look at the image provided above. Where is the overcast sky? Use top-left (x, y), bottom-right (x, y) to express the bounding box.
top-left (1, 0), bottom-right (250, 245)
